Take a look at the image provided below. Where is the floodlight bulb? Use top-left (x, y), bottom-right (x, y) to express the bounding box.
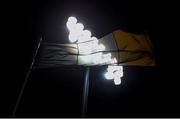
top-left (104, 72), bottom-right (114, 80)
top-left (68, 16), bottom-right (77, 24)
top-left (114, 77), bottom-right (121, 85)
top-left (92, 52), bottom-right (103, 64)
top-left (66, 21), bottom-right (77, 31)
top-left (91, 37), bottom-right (98, 41)
top-left (69, 33), bottom-right (77, 42)
top-left (76, 23), bottom-right (84, 31)
top-left (83, 30), bottom-right (92, 38)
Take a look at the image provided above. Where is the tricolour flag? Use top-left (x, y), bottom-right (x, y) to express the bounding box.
top-left (35, 29), bottom-right (155, 68)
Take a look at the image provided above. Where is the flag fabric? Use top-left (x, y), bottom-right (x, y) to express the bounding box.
top-left (35, 29), bottom-right (155, 68)
top-left (36, 43), bottom-right (78, 68)
top-left (101, 30), bottom-right (155, 66)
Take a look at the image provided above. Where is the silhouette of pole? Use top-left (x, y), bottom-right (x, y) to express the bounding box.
top-left (81, 66), bottom-right (90, 117)
top-left (12, 37), bottom-right (42, 117)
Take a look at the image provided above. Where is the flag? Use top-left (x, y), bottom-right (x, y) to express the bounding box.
top-left (35, 29), bottom-right (155, 68)
top-left (100, 29), bottom-right (156, 66)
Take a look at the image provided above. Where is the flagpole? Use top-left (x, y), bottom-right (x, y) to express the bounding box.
top-left (12, 37), bottom-right (43, 117)
top-left (81, 66), bottom-right (90, 117)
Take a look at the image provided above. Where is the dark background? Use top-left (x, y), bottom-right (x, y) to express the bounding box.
top-left (1, 0), bottom-right (179, 117)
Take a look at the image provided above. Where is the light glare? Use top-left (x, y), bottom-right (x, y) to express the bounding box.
top-left (114, 77), bottom-right (121, 85)
top-left (76, 23), bottom-right (84, 31)
top-left (104, 65), bottom-right (123, 85)
top-left (68, 16), bottom-right (77, 24)
top-left (66, 16), bottom-right (124, 85)
top-left (104, 72), bottom-right (114, 80)
top-left (83, 30), bottom-right (92, 38)
top-left (69, 33), bottom-right (77, 42)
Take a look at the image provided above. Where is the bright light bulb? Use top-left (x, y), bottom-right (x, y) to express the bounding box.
top-left (68, 16), bottom-right (77, 24)
top-left (104, 53), bottom-right (111, 58)
top-left (107, 65), bottom-right (114, 72)
top-left (78, 35), bottom-right (91, 43)
top-left (83, 30), bottom-right (92, 38)
top-left (114, 77), bottom-right (121, 85)
top-left (66, 21), bottom-right (77, 31)
top-left (91, 37), bottom-right (98, 41)
top-left (92, 52), bottom-right (103, 64)
top-left (104, 65), bottom-right (123, 85)
top-left (104, 53), bottom-right (111, 61)
top-left (69, 33), bottom-right (77, 42)
top-left (100, 53), bottom-right (111, 64)
top-left (104, 72), bottom-right (114, 80)
top-left (78, 30), bottom-right (92, 43)
top-left (76, 23), bottom-right (84, 31)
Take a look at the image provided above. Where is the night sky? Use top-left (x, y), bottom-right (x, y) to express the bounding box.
top-left (1, 0), bottom-right (180, 117)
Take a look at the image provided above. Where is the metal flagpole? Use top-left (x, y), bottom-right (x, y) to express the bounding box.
top-left (81, 66), bottom-right (90, 117)
top-left (12, 37), bottom-right (43, 117)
